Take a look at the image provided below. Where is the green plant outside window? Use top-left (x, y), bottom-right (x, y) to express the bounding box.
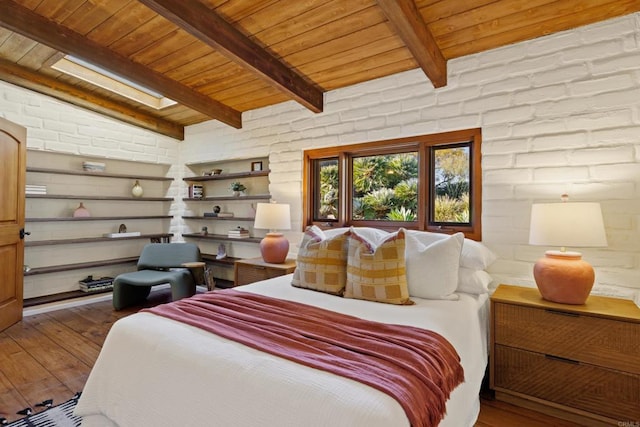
top-left (433, 146), bottom-right (470, 224)
top-left (351, 153), bottom-right (418, 222)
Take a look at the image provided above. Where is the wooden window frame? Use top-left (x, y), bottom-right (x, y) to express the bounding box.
top-left (303, 128), bottom-right (482, 240)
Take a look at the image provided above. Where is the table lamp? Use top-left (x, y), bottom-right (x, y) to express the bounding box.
top-left (528, 195), bottom-right (607, 304)
top-left (254, 202), bottom-right (291, 263)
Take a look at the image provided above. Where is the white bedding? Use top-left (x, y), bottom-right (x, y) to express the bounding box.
top-left (76, 275), bottom-right (489, 427)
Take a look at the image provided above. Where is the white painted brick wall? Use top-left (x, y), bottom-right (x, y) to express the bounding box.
top-left (183, 12), bottom-right (640, 304)
top-left (0, 81), bottom-right (179, 162)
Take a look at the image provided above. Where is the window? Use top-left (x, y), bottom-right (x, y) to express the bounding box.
top-left (351, 152), bottom-right (418, 222)
top-left (313, 158), bottom-right (339, 220)
top-left (303, 129), bottom-right (482, 240)
top-left (431, 144), bottom-right (471, 224)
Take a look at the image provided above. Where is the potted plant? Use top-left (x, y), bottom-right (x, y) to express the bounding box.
top-left (230, 181), bottom-right (246, 196)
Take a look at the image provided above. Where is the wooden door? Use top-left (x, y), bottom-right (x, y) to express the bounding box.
top-left (0, 117), bottom-right (26, 331)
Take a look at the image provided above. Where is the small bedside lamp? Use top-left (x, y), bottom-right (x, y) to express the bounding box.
top-left (254, 202), bottom-right (291, 264)
top-left (528, 195), bottom-right (607, 304)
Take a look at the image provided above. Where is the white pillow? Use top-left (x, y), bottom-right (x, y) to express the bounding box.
top-left (324, 227), bottom-right (389, 242)
top-left (406, 230), bottom-right (496, 270)
top-left (405, 232), bottom-right (464, 300)
top-left (460, 239), bottom-right (497, 270)
top-left (457, 268), bottom-right (492, 295)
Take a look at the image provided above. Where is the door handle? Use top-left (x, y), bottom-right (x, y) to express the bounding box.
top-left (19, 229), bottom-right (30, 239)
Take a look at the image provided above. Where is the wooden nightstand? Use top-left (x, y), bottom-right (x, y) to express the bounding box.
top-left (490, 284), bottom-right (640, 426)
top-left (234, 257), bottom-right (296, 286)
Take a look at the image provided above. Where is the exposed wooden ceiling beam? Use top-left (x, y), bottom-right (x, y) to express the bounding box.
top-left (138, 0), bottom-right (324, 113)
top-left (376, 0), bottom-right (447, 88)
top-left (0, 1), bottom-right (241, 129)
top-left (0, 59), bottom-right (185, 140)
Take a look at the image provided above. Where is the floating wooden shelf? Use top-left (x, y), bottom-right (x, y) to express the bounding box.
top-left (182, 194), bottom-right (270, 202)
top-left (201, 254), bottom-right (239, 267)
top-left (23, 279), bottom-right (236, 306)
top-left (26, 194), bottom-right (173, 201)
top-left (27, 167), bottom-right (174, 181)
top-left (24, 288), bottom-right (114, 308)
top-left (26, 215), bottom-right (172, 222)
top-left (183, 233), bottom-right (261, 243)
top-left (183, 170), bottom-right (269, 182)
top-left (183, 216), bottom-right (254, 221)
top-left (24, 257), bottom-right (139, 275)
top-left (25, 233), bottom-right (173, 247)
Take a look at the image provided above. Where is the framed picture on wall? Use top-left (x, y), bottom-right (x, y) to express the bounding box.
top-left (251, 161), bottom-right (263, 171)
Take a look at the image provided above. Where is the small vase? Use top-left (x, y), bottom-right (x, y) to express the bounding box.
top-left (233, 190), bottom-right (241, 197)
top-left (73, 202), bottom-right (91, 218)
top-left (131, 180), bottom-right (144, 198)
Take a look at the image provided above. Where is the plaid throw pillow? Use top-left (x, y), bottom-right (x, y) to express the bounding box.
top-left (345, 228), bottom-right (413, 305)
top-left (291, 226), bottom-right (349, 295)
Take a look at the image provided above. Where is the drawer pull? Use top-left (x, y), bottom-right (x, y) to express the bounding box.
top-left (545, 354), bottom-right (579, 365)
top-left (254, 266), bottom-right (266, 270)
top-left (544, 309), bottom-right (579, 317)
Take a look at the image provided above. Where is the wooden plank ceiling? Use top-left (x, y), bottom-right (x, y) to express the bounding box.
top-left (0, 0), bottom-right (638, 140)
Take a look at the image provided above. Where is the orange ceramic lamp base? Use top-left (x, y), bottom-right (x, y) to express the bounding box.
top-left (533, 250), bottom-right (595, 305)
top-left (259, 232), bottom-right (289, 264)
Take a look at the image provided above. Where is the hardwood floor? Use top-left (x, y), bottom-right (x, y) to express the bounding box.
top-left (0, 290), bottom-right (582, 426)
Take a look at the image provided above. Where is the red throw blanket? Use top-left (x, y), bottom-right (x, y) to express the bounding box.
top-left (145, 290), bottom-right (464, 427)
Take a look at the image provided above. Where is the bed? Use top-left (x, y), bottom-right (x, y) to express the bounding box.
top-left (75, 228), bottom-right (493, 427)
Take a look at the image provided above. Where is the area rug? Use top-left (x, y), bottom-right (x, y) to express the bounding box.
top-left (2, 393), bottom-right (81, 427)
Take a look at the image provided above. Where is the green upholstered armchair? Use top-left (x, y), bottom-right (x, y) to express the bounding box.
top-left (112, 243), bottom-right (202, 310)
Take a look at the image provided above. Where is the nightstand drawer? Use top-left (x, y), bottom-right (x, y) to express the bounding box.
top-left (494, 345), bottom-right (640, 421)
top-left (236, 265), bottom-right (272, 285)
top-left (494, 302), bottom-right (640, 374)
top-left (234, 258), bottom-right (296, 286)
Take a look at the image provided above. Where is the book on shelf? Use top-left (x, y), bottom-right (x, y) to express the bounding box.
top-left (188, 184), bottom-right (204, 199)
top-left (80, 282), bottom-right (114, 292)
top-left (79, 276), bottom-right (114, 292)
top-left (228, 228), bottom-right (249, 234)
top-left (228, 227), bottom-right (250, 238)
top-left (26, 184), bottom-right (47, 194)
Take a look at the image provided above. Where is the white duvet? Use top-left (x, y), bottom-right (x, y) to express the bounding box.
top-left (76, 275), bottom-right (489, 427)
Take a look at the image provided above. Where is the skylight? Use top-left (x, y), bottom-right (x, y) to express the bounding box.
top-left (51, 55), bottom-right (177, 110)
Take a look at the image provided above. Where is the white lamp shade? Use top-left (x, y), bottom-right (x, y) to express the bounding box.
top-left (529, 202), bottom-right (607, 248)
top-left (254, 202), bottom-right (291, 231)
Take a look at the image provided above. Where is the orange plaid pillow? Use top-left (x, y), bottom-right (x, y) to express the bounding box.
top-left (345, 228), bottom-right (413, 305)
top-left (291, 226), bottom-right (349, 295)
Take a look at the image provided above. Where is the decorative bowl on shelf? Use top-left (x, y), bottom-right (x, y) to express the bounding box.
top-left (211, 169), bottom-right (223, 175)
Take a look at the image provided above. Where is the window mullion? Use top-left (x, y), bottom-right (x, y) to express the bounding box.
top-left (339, 152), bottom-right (349, 227)
top-left (418, 143), bottom-right (429, 231)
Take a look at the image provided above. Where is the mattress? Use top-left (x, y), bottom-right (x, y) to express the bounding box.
top-left (76, 275), bottom-right (489, 426)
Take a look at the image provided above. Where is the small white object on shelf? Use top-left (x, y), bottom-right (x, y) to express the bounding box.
top-left (103, 231), bottom-right (142, 238)
top-left (216, 243), bottom-right (227, 260)
top-left (82, 161), bottom-right (106, 172)
top-left (131, 180), bottom-right (144, 197)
